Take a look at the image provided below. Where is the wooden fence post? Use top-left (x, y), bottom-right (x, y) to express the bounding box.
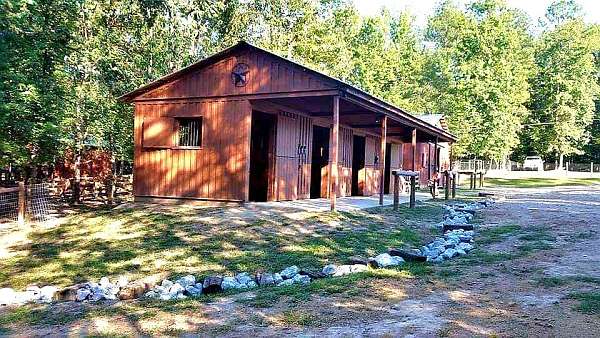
top-left (444, 171), bottom-right (450, 200)
top-left (479, 172), bottom-right (484, 187)
top-left (393, 173), bottom-right (399, 210)
top-left (452, 172), bottom-right (456, 199)
top-left (409, 175), bottom-right (416, 208)
top-left (17, 182), bottom-right (25, 225)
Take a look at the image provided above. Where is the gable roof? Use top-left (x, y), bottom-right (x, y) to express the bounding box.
top-left (119, 41), bottom-right (456, 142)
top-left (416, 114), bottom-right (448, 131)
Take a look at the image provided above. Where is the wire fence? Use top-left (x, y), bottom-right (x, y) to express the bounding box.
top-left (0, 183), bottom-right (53, 225)
top-left (0, 188), bottom-right (19, 223)
top-left (454, 160), bottom-right (599, 173)
top-left (26, 183), bottom-right (52, 222)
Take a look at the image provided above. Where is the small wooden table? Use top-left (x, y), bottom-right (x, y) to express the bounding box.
top-left (392, 170), bottom-right (419, 209)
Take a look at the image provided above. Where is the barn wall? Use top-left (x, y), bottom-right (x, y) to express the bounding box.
top-left (139, 50), bottom-right (335, 101)
top-left (134, 99), bottom-right (251, 201)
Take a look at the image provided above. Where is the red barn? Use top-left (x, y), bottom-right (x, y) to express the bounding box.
top-left (120, 42), bottom-right (456, 209)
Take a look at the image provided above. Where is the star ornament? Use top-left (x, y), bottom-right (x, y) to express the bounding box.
top-left (231, 63), bottom-right (250, 87)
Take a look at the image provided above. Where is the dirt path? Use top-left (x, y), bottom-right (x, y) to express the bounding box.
top-left (230, 185), bottom-right (600, 337)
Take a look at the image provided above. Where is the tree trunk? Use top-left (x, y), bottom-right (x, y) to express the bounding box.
top-left (559, 153), bottom-right (564, 170)
top-left (73, 152), bottom-right (81, 204)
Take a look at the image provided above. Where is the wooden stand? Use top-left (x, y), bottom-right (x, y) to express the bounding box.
top-left (452, 172), bottom-right (457, 198)
top-left (393, 174), bottom-right (400, 210)
top-left (444, 171), bottom-right (450, 200)
top-left (409, 176), bottom-right (416, 208)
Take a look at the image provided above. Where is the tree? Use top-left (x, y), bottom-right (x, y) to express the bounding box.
top-left (527, 18), bottom-right (599, 168)
top-left (0, 0), bottom-right (78, 180)
top-left (425, 0), bottom-right (534, 160)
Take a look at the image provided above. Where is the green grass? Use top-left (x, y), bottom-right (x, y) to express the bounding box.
top-left (484, 177), bottom-right (600, 188)
top-left (569, 292), bottom-right (600, 315)
top-left (0, 203), bottom-right (431, 290)
top-left (477, 224), bottom-right (521, 244)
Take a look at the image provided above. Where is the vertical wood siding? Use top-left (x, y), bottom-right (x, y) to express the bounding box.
top-left (139, 51), bottom-right (335, 101)
top-left (134, 99), bottom-right (251, 200)
top-left (363, 135), bottom-right (381, 196)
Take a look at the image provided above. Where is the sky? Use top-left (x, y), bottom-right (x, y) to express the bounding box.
top-left (352, 0), bottom-right (600, 29)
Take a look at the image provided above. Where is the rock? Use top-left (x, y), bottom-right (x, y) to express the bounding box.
top-left (116, 276), bottom-right (129, 289)
top-left (176, 293), bottom-right (187, 300)
top-left (145, 291), bottom-right (157, 299)
top-left (118, 282), bottom-right (146, 300)
top-left (459, 235), bottom-right (473, 242)
top-left (280, 266), bottom-right (299, 279)
top-left (169, 283), bottom-right (185, 295)
top-left (55, 284), bottom-right (84, 301)
top-left (299, 269), bottom-right (327, 279)
top-left (292, 274), bottom-right (311, 285)
top-left (99, 277), bottom-right (111, 288)
top-left (442, 248), bottom-right (457, 259)
top-left (273, 273), bottom-right (283, 284)
top-left (176, 275), bottom-right (196, 288)
top-left (185, 285), bottom-right (202, 297)
top-left (39, 286), bottom-right (57, 303)
top-left (235, 272), bottom-right (253, 286)
top-left (347, 256), bottom-right (369, 265)
top-left (389, 248), bottom-right (427, 262)
top-left (350, 264), bottom-right (368, 273)
top-left (456, 248), bottom-right (467, 256)
top-left (0, 288), bottom-right (16, 305)
top-left (90, 291), bottom-right (105, 302)
top-left (246, 281), bottom-right (258, 288)
top-left (76, 288), bottom-right (91, 301)
top-left (161, 279), bottom-right (174, 289)
top-left (322, 264), bottom-right (337, 276)
top-left (333, 265), bottom-right (352, 276)
top-left (277, 279), bottom-right (294, 287)
top-left (369, 253), bottom-right (405, 268)
top-left (202, 276), bottom-right (223, 294)
top-left (457, 242), bottom-right (474, 252)
top-left (257, 273), bottom-right (275, 286)
top-left (159, 292), bottom-right (174, 301)
top-left (221, 277), bottom-right (242, 290)
top-left (443, 224), bottom-right (474, 232)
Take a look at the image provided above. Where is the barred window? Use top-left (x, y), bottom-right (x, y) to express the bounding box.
top-left (177, 118), bottom-right (202, 147)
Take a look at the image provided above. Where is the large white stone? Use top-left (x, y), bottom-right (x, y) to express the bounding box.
top-left (176, 275), bottom-right (196, 288)
top-left (76, 288), bottom-right (91, 301)
top-left (280, 266), bottom-right (300, 279)
top-left (0, 288), bottom-right (16, 305)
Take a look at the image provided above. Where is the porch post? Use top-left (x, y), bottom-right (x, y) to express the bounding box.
top-left (411, 128), bottom-right (417, 171)
top-left (330, 95), bottom-right (340, 211)
top-left (379, 116), bottom-right (387, 205)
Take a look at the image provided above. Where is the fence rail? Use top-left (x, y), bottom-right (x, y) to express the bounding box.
top-left (453, 160), bottom-right (599, 173)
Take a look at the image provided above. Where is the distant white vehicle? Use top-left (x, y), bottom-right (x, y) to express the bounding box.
top-left (523, 156), bottom-right (544, 171)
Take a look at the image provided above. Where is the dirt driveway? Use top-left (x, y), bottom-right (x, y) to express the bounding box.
top-left (1, 185), bottom-right (599, 337)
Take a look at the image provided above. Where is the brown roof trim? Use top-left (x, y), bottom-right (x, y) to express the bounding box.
top-left (119, 41), bottom-right (457, 142)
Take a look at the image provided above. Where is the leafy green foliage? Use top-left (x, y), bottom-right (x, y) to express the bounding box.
top-left (2, 0), bottom-right (599, 173)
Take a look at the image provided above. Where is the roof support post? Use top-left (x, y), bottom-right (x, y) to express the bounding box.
top-left (435, 136), bottom-right (439, 172)
top-left (330, 95), bottom-right (340, 211)
top-left (411, 128), bottom-right (417, 171)
top-left (379, 116), bottom-right (387, 205)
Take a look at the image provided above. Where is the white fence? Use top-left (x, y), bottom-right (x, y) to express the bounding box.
top-left (453, 159), bottom-right (600, 179)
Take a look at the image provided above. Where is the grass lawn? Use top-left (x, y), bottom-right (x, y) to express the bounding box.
top-left (0, 201), bottom-right (447, 290)
top-left (0, 199), bottom-right (453, 335)
top-left (482, 177), bottom-right (600, 188)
